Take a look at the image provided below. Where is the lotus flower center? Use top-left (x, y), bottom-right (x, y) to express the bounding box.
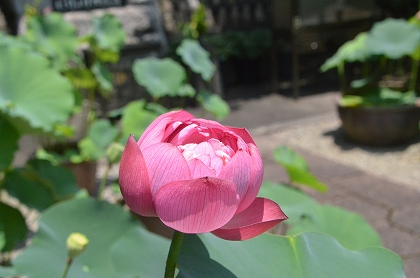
top-left (177, 138), bottom-right (235, 174)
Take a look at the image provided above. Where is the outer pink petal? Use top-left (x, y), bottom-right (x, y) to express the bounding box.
top-left (211, 198), bottom-right (287, 241)
top-left (119, 136), bottom-right (156, 216)
top-left (154, 177), bottom-right (240, 233)
top-left (225, 127), bottom-right (256, 145)
top-left (142, 143), bottom-right (191, 195)
top-left (188, 158), bottom-right (216, 178)
top-left (218, 150), bottom-right (251, 202)
top-left (236, 144), bottom-right (264, 213)
top-left (138, 110), bottom-right (194, 150)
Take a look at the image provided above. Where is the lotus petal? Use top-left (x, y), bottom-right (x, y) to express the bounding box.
top-left (155, 177), bottom-right (239, 233)
top-left (212, 198), bottom-right (287, 240)
top-left (142, 143), bottom-right (191, 195)
top-left (119, 136), bottom-right (155, 216)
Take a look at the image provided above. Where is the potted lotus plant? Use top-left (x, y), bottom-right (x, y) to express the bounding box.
top-left (321, 16), bottom-right (420, 145)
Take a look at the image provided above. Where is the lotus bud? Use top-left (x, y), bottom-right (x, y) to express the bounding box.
top-left (66, 232), bottom-right (89, 259)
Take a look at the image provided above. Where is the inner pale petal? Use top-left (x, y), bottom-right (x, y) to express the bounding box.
top-left (178, 139), bottom-right (234, 176)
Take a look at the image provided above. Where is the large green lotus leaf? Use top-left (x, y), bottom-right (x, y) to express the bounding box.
top-left (321, 32), bottom-right (369, 72)
top-left (287, 205), bottom-right (382, 250)
top-left (3, 159), bottom-right (79, 211)
top-left (0, 45), bottom-right (74, 133)
top-left (176, 39), bottom-right (215, 81)
top-left (196, 90), bottom-right (230, 121)
top-left (177, 232), bottom-right (405, 278)
top-left (258, 182), bottom-right (318, 225)
top-left (91, 14), bottom-right (126, 52)
top-left (110, 226), bottom-right (170, 277)
top-left (25, 12), bottom-right (78, 69)
top-left (258, 182), bottom-right (380, 250)
top-left (0, 116), bottom-right (19, 171)
top-left (365, 18), bottom-right (420, 59)
top-left (0, 265), bottom-right (16, 278)
top-left (120, 100), bottom-right (160, 142)
top-left (133, 57), bottom-right (186, 98)
top-left (0, 202), bottom-right (28, 252)
top-left (13, 198), bottom-right (170, 278)
top-left (0, 32), bottom-right (32, 50)
top-left (273, 146), bottom-right (327, 192)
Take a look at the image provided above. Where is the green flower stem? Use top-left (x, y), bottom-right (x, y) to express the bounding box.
top-left (164, 230), bottom-right (184, 278)
top-left (61, 258), bottom-right (73, 278)
top-left (97, 163), bottom-right (111, 201)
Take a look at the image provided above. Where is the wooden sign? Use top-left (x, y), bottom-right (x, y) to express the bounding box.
top-left (52, 0), bottom-right (128, 12)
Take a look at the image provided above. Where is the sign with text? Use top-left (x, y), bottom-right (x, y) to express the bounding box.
top-left (52, 0), bottom-right (128, 12)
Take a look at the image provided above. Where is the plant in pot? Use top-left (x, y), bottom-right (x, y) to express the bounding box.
top-left (321, 16), bottom-right (420, 146)
top-left (20, 9), bottom-right (127, 195)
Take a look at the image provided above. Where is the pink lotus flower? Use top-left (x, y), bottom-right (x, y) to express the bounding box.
top-left (119, 110), bottom-right (287, 240)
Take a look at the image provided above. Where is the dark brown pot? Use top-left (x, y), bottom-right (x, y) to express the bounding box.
top-left (338, 104), bottom-right (420, 146)
top-left (65, 161), bottom-right (98, 196)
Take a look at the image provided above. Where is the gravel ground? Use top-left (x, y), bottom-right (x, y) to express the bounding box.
top-left (256, 113), bottom-right (420, 191)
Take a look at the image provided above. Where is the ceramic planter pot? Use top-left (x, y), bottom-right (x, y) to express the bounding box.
top-left (338, 103), bottom-right (420, 146)
top-left (65, 161), bottom-right (98, 196)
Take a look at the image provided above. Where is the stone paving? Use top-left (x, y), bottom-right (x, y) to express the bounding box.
top-left (206, 87), bottom-right (420, 278)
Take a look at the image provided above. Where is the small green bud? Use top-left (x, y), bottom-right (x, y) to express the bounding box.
top-left (66, 232), bottom-right (89, 259)
top-left (106, 142), bottom-right (124, 164)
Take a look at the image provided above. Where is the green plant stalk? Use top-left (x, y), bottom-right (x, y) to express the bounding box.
top-left (61, 258), bottom-right (73, 278)
top-left (409, 58), bottom-right (419, 92)
top-left (164, 230), bottom-right (184, 278)
top-left (97, 162), bottom-right (111, 201)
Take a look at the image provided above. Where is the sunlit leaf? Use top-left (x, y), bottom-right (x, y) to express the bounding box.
top-left (196, 91), bottom-right (230, 121)
top-left (273, 146), bottom-right (309, 171)
top-left (286, 205), bottom-right (382, 250)
top-left (177, 233), bottom-right (405, 278)
top-left (91, 14), bottom-right (126, 52)
top-left (13, 198), bottom-right (170, 278)
top-left (0, 265), bottom-right (16, 278)
top-left (258, 182), bottom-right (318, 225)
top-left (321, 33), bottom-right (369, 72)
top-left (121, 100), bottom-right (159, 141)
top-left (132, 57), bottom-right (186, 98)
top-left (176, 39), bottom-right (215, 81)
top-left (0, 45), bottom-right (74, 133)
top-left (365, 18), bottom-right (420, 59)
top-left (273, 146), bottom-right (327, 192)
top-left (86, 119), bottom-right (119, 149)
top-left (25, 12), bottom-right (78, 69)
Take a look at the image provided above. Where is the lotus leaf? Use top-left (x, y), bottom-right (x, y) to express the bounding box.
top-left (132, 57), bottom-right (186, 98)
top-left (365, 18), bottom-right (420, 59)
top-left (321, 32), bottom-right (369, 71)
top-left (177, 39), bottom-right (215, 81)
top-left (0, 45), bottom-right (74, 133)
top-left (13, 198), bottom-right (170, 278)
top-left (177, 232), bottom-right (405, 278)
